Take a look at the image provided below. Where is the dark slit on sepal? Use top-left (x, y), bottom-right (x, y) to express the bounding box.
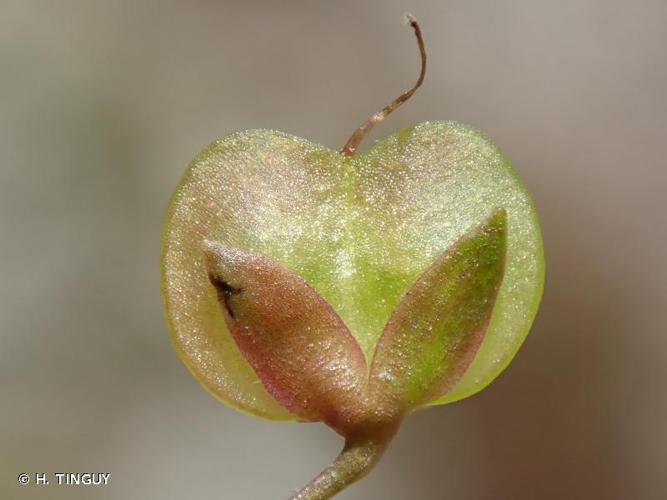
top-left (208, 273), bottom-right (243, 319)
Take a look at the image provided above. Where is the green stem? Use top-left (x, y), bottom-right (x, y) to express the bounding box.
top-left (288, 433), bottom-right (393, 500)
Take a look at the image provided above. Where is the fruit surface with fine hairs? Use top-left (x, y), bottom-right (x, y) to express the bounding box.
top-left (160, 120), bottom-right (544, 421)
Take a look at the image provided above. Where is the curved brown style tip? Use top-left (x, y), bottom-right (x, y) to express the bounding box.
top-left (340, 14), bottom-right (427, 157)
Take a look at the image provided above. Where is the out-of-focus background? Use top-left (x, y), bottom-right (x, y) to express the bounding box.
top-left (1, 0), bottom-right (665, 498)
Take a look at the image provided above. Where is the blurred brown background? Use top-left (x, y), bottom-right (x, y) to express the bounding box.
top-left (1, 1), bottom-right (665, 499)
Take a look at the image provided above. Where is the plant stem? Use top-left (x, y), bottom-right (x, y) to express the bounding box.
top-left (288, 433), bottom-right (393, 500)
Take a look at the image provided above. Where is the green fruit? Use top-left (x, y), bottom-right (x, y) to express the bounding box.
top-left (160, 16), bottom-right (543, 500)
top-left (161, 122), bottom-right (543, 419)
